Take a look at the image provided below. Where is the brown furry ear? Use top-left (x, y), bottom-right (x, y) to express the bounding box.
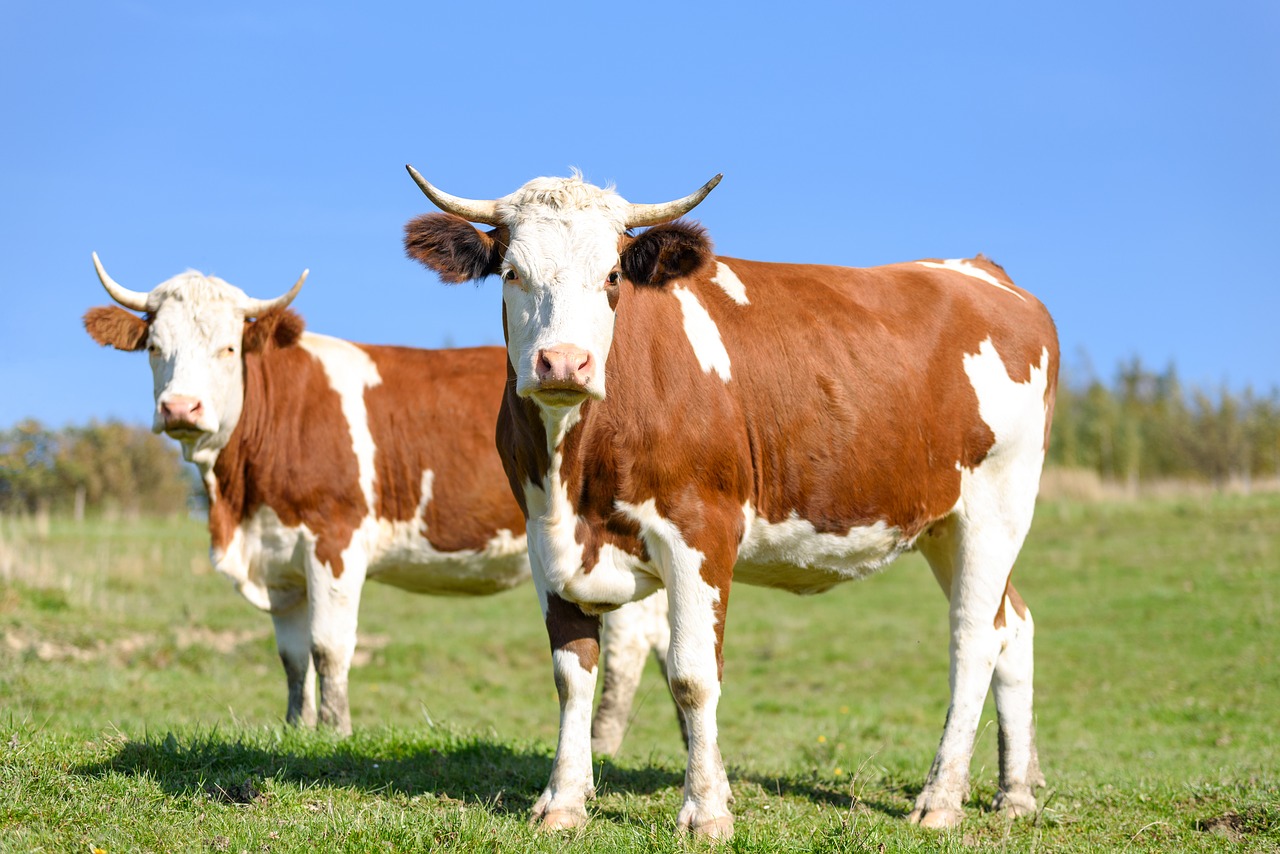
top-left (243, 309), bottom-right (305, 354)
top-left (620, 220), bottom-right (714, 287)
top-left (83, 306), bottom-right (150, 351)
top-left (404, 213), bottom-right (506, 283)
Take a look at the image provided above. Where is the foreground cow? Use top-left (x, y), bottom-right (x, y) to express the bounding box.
top-left (82, 254), bottom-right (673, 744)
top-left (403, 169), bottom-right (1059, 837)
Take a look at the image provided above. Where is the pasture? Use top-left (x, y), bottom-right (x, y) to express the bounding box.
top-left (1, 494), bottom-right (1277, 852)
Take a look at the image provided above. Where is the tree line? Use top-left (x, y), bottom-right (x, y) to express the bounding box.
top-left (1048, 358), bottom-right (1279, 487)
top-left (2, 359), bottom-right (1278, 516)
top-left (0, 420), bottom-right (194, 518)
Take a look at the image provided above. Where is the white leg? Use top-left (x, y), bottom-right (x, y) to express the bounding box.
top-left (306, 553), bottom-right (365, 736)
top-left (636, 519), bottom-right (733, 839)
top-left (991, 583), bottom-right (1043, 815)
top-left (530, 583), bottom-right (600, 830)
top-left (912, 512), bottom-right (1024, 828)
top-left (270, 599), bottom-right (316, 727)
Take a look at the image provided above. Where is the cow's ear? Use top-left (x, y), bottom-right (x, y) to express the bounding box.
top-left (243, 309), bottom-right (305, 353)
top-left (620, 220), bottom-right (714, 287)
top-left (404, 213), bottom-right (506, 283)
top-left (83, 306), bottom-right (149, 352)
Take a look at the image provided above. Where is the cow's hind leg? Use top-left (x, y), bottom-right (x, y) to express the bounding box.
top-left (270, 597), bottom-right (316, 727)
top-left (592, 590), bottom-right (686, 755)
top-left (913, 506), bottom-right (1040, 828)
top-left (991, 581), bottom-right (1044, 816)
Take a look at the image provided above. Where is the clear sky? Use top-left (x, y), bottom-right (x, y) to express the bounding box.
top-left (2, 1), bottom-right (1277, 427)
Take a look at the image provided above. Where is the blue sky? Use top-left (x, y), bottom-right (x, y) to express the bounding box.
top-left (2, 1), bottom-right (1277, 427)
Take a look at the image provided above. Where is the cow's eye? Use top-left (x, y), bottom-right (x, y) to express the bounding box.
top-left (503, 269), bottom-right (519, 282)
top-left (606, 271), bottom-right (621, 286)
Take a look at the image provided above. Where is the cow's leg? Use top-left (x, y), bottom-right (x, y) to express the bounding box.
top-left (914, 494), bottom-right (1041, 827)
top-left (636, 513), bottom-right (735, 839)
top-left (531, 589), bottom-right (601, 830)
top-left (592, 590), bottom-right (686, 755)
top-left (306, 554), bottom-right (365, 736)
top-left (270, 599), bottom-right (317, 727)
top-left (990, 581), bottom-right (1045, 816)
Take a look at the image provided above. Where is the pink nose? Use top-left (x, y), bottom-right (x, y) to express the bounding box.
top-left (535, 345), bottom-right (594, 389)
top-left (160, 396), bottom-right (204, 430)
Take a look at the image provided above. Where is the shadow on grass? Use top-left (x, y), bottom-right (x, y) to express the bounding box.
top-left (737, 770), bottom-right (917, 819)
top-left (74, 729), bottom-right (683, 817)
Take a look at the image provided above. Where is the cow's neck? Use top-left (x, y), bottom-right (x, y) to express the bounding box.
top-left (200, 351), bottom-right (272, 546)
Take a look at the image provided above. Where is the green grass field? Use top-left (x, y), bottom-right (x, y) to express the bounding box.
top-left (2, 494), bottom-right (1277, 852)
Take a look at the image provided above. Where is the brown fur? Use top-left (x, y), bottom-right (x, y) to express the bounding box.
top-left (404, 213), bottom-right (507, 283)
top-left (498, 252), bottom-right (1058, 673)
top-left (363, 345), bottom-right (525, 552)
top-left (544, 593), bottom-right (601, 672)
top-left (83, 306), bottom-right (150, 351)
top-left (208, 324), bottom-right (523, 577)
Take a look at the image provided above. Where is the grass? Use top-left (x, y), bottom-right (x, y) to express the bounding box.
top-left (1, 495), bottom-right (1277, 851)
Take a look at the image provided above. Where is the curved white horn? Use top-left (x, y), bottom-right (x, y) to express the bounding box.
top-left (240, 269), bottom-right (309, 317)
top-left (405, 165), bottom-right (502, 225)
top-left (92, 252), bottom-right (151, 312)
top-left (624, 173), bottom-right (723, 228)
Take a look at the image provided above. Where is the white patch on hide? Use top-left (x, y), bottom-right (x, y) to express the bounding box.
top-left (951, 339), bottom-right (1052, 570)
top-left (736, 507), bottom-right (909, 594)
top-left (918, 259), bottom-right (1027, 302)
top-left (711, 261), bottom-right (749, 305)
top-left (299, 333), bottom-right (382, 509)
top-left (672, 286), bottom-right (732, 380)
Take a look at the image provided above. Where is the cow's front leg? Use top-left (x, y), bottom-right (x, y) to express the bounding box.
top-left (531, 592), bottom-right (600, 830)
top-left (270, 597), bottom-right (316, 727)
top-left (626, 504), bottom-right (736, 839)
top-left (306, 554), bottom-right (365, 736)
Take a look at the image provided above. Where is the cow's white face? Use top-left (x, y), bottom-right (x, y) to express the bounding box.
top-left (498, 177), bottom-right (630, 408)
top-left (143, 275), bottom-right (251, 457)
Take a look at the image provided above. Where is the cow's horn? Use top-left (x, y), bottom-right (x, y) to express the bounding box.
top-left (240, 270), bottom-right (308, 318)
top-left (405, 165), bottom-right (502, 225)
top-left (92, 252), bottom-right (151, 312)
top-left (624, 173), bottom-right (723, 228)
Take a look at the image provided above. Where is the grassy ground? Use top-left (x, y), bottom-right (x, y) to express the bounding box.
top-left (1, 494), bottom-right (1277, 852)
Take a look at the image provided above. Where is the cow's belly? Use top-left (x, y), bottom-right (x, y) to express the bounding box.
top-left (365, 518), bottom-right (530, 595)
top-left (213, 508), bottom-right (531, 611)
top-left (734, 508), bottom-right (912, 594)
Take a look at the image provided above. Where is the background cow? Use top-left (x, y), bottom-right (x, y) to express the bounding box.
top-left (82, 254), bottom-right (674, 746)
top-left (403, 169), bottom-right (1059, 837)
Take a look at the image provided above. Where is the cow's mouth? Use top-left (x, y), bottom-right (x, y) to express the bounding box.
top-left (531, 388), bottom-right (590, 408)
top-left (163, 424), bottom-right (206, 441)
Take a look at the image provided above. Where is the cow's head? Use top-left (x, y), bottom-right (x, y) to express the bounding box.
top-left (82, 253), bottom-right (307, 462)
top-left (403, 168), bottom-right (720, 409)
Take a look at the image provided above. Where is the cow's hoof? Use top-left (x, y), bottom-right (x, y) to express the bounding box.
top-left (678, 814), bottom-right (734, 840)
top-left (992, 787), bottom-right (1037, 818)
top-left (534, 809), bottom-right (587, 831)
top-left (908, 806), bottom-right (964, 829)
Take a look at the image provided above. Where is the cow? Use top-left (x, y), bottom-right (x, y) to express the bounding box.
top-left (402, 168), bottom-right (1059, 838)
top-left (82, 254), bottom-right (676, 747)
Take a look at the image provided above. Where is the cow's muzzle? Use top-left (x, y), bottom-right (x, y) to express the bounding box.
top-left (159, 395), bottom-right (208, 437)
top-left (531, 345), bottom-right (598, 406)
